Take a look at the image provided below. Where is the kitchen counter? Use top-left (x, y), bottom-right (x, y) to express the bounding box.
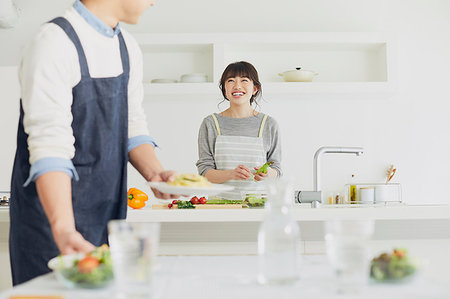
top-left (2, 204), bottom-right (450, 255)
top-left (1, 205), bottom-right (450, 291)
top-left (127, 203), bottom-right (450, 222)
top-left (1, 253), bottom-right (450, 299)
top-left (2, 204), bottom-right (450, 223)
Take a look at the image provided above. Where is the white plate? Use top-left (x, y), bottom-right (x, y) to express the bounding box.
top-left (147, 182), bottom-right (234, 196)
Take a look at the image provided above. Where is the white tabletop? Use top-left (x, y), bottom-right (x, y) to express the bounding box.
top-left (1, 255), bottom-right (449, 299)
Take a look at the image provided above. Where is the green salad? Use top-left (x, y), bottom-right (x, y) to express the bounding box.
top-left (370, 248), bottom-right (416, 282)
top-left (55, 244), bottom-right (114, 288)
top-left (244, 194), bottom-right (266, 208)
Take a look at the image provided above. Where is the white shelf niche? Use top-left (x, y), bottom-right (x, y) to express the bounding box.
top-left (134, 32), bottom-right (396, 98)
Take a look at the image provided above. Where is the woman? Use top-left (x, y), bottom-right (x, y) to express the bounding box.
top-left (196, 61), bottom-right (282, 200)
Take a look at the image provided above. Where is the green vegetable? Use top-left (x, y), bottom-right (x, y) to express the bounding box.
top-left (255, 161), bottom-right (274, 175)
top-left (206, 199), bottom-right (243, 204)
top-left (244, 195), bottom-right (266, 208)
top-left (370, 248), bottom-right (416, 282)
top-left (175, 200), bottom-right (195, 209)
top-left (59, 245), bottom-right (113, 288)
top-left (61, 264), bottom-right (113, 288)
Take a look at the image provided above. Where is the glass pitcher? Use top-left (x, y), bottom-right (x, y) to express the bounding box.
top-left (257, 178), bottom-right (301, 285)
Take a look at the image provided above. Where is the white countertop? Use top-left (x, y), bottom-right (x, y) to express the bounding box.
top-left (1, 254), bottom-right (449, 299)
top-left (127, 204), bottom-right (450, 223)
top-left (2, 204), bottom-right (450, 223)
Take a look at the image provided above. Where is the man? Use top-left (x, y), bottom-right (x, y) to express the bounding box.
top-left (10, 0), bottom-right (177, 285)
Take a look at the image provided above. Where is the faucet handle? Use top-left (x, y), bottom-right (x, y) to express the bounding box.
top-left (311, 201), bottom-right (321, 208)
top-left (295, 190), bottom-right (322, 204)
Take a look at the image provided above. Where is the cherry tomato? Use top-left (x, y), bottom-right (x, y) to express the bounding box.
top-left (172, 200), bottom-right (178, 205)
top-left (199, 197), bottom-right (207, 204)
top-left (190, 197), bottom-right (199, 205)
top-left (77, 256), bottom-right (100, 274)
top-left (168, 203), bottom-right (173, 209)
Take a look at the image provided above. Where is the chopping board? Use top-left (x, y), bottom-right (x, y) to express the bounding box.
top-left (152, 204), bottom-right (246, 209)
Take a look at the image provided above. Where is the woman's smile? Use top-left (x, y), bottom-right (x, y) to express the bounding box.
top-left (231, 91), bottom-right (245, 97)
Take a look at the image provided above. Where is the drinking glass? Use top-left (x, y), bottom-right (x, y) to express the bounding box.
top-left (325, 219), bottom-right (374, 294)
top-left (108, 220), bottom-right (160, 299)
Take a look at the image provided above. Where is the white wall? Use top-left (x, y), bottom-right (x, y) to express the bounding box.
top-left (0, 67), bottom-right (19, 191)
top-left (1, 0), bottom-right (450, 204)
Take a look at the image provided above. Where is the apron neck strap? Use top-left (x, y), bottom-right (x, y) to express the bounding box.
top-left (117, 33), bottom-right (129, 75)
top-left (49, 17), bottom-right (130, 79)
top-left (211, 114), bottom-right (221, 135)
top-left (213, 113), bottom-right (268, 137)
top-left (258, 114), bottom-right (269, 138)
top-left (50, 17), bottom-right (91, 78)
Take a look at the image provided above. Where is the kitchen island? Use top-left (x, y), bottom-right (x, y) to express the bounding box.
top-left (124, 203), bottom-right (450, 255)
top-left (1, 204), bottom-right (450, 291)
top-left (1, 204), bottom-right (450, 255)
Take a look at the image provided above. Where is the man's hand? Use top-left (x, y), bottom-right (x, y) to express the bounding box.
top-left (149, 170), bottom-right (180, 199)
top-left (53, 229), bottom-right (95, 255)
top-left (129, 144), bottom-right (180, 199)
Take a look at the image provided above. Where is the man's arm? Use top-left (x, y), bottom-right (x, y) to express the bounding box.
top-left (35, 171), bottom-right (95, 254)
top-left (129, 143), bottom-right (179, 199)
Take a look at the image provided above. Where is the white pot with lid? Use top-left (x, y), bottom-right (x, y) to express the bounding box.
top-left (279, 67), bottom-right (318, 82)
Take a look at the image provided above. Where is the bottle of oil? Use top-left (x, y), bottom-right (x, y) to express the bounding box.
top-left (349, 174), bottom-right (357, 204)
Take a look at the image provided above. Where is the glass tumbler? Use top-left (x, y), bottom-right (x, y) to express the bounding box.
top-left (108, 220), bottom-right (160, 299)
top-left (325, 219), bottom-right (374, 294)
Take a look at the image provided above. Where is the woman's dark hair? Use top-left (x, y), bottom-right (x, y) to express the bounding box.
top-left (219, 61), bottom-right (262, 105)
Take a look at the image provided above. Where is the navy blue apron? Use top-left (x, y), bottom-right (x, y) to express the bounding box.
top-left (9, 17), bottom-right (129, 285)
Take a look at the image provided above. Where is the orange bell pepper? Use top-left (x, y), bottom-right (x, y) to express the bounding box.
top-left (127, 188), bottom-right (148, 209)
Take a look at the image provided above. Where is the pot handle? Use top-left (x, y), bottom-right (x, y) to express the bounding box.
top-left (296, 67), bottom-right (302, 70)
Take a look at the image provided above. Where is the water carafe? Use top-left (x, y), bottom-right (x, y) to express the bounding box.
top-left (257, 178), bottom-right (301, 285)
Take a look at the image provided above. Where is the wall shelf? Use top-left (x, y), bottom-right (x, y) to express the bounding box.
top-left (134, 32), bottom-right (396, 98)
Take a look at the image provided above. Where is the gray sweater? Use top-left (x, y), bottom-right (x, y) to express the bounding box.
top-left (196, 113), bottom-right (282, 176)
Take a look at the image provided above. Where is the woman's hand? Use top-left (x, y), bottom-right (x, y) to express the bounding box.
top-left (253, 166), bottom-right (277, 181)
top-left (149, 170), bottom-right (180, 199)
top-left (228, 165), bottom-right (253, 181)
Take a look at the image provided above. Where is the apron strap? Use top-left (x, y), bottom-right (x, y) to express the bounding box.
top-left (211, 114), bottom-right (221, 135)
top-left (50, 17), bottom-right (91, 79)
top-left (258, 114), bottom-right (269, 138)
top-left (117, 33), bottom-right (130, 75)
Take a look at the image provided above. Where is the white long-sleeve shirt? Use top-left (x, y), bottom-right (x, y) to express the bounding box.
top-left (19, 1), bottom-right (155, 184)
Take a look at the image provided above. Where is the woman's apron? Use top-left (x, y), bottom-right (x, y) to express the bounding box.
top-left (9, 17), bottom-right (129, 285)
top-left (212, 114), bottom-right (268, 200)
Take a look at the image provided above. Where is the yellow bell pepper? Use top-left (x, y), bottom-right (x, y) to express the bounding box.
top-left (127, 188), bottom-right (148, 209)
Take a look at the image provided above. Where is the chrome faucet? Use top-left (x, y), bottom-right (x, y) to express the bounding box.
top-left (313, 146), bottom-right (364, 192)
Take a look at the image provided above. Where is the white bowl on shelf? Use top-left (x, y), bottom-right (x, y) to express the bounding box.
top-left (180, 73), bottom-right (208, 83)
top-left (151, 78), bottom-right (177, 83)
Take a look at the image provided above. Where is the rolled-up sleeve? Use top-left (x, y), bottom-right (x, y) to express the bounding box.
top-left (128, 135), bottom-right (157, 152)
top-left (265, 117), bottom-right (282, 177)
top-left (196, 117), bottom-right (217, 176)
top-left (24, 157), bottom-right (79, 186)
